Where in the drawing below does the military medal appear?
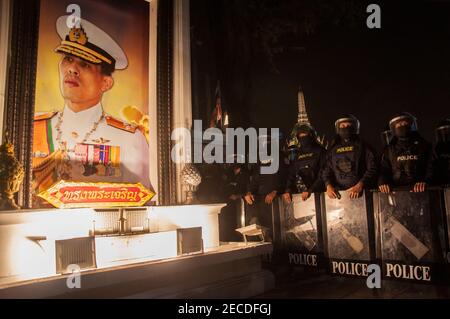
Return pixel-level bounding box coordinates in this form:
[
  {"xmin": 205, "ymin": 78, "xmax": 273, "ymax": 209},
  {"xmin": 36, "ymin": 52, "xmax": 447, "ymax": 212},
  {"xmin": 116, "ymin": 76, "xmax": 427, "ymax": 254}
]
[
  {"xmin": 91, "ymin": 137, "xmax": 111, "ymax": 144},
  {"xmin": 74, "ymin": 143, "xmax": 121, "ymax": 177}
]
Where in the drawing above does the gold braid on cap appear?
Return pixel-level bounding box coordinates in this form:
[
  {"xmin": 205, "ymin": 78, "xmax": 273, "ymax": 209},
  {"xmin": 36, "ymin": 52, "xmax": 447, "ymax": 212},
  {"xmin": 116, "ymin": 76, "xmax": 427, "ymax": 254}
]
[
  {"xmin": 55, "ymin": 25, "xmax": 114, "ymax": 65},
  {"xmin": 57, "ymin": 45, "xmax": 102, "ymax": 64}
]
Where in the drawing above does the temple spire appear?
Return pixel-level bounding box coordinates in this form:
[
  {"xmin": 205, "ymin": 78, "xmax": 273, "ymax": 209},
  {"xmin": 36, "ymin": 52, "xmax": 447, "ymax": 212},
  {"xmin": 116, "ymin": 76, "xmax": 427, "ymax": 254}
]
[{"xmin": 297, "ymin": 86, "xmax": 310, "ymax": 125}]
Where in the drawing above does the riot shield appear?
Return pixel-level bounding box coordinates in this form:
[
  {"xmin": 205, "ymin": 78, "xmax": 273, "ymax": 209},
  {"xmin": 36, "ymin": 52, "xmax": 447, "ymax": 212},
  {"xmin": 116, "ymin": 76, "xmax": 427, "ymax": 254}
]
[
  {"xmin": 375, "ymin": 190, "xmax": 444, "ymax": 283},
  {"xmin": 276, "ymin": 193, "xmax": 323, "ymax": 268},
  {"xmin": 445, "ymin": 188, "xmax": 450, "ymax": 264},
  {"xmin": 242, "ymin": 195, "xmax": 279, "ymax": 243},
  {"xmin": 322, "ymin": 191, "xmax": 375, "ymax": 278}
]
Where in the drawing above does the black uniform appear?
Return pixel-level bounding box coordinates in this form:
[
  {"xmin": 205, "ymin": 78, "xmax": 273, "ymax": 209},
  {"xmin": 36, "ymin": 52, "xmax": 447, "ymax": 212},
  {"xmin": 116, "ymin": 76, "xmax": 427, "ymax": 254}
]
[
  {"xmin": 285, "ymin": 143, "xmax": 326, "ymax": 194},
  {"xmin": 322, "ymin": 137, "xmax": 377, "ymax": 190},
  {"xmin": 220, "ymin": 167, "xmax": 249, "ymax": 242},
  {"xmin": 196, "ymin": 163, "xmax": 224, "ymax": 203},
  {"xmin": 248, "ymin": 162, "xmax": 285, "ymax": 196},
  {"xmin": 434, "ymin": 120, "xmax": 450, "ymax": 185},
  {"xmin": 224, "ymin": 167, "xmax": 249, "ymax": 198},
  {"xmin": 245, "ymin": 159, "xmax": 288, "ymax": 239},
  {"xmin": 379, "ymin": 134, "xmax": 434, "ymax": 187},
  {"xmin": 435, "ymin": 143, "xmax": 450, "ymax": 185}
]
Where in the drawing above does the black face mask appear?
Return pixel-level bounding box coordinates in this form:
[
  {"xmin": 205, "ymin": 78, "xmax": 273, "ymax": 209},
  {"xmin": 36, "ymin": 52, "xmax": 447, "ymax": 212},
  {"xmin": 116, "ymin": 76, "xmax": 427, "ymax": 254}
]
[
  {"xmin": 437, "ymin": 127, "xmax": 450, "ymax": 143},
  {"xmin": 395, "ymin": 126, "xmax": 411, "ymax": 139},
  {"xmin": 338, "ymin": 127, "xmax": 353, "ymax": 140},
  {"xmin": 298, "ymin": 135, "xmax": 313, "ymax": 148}
]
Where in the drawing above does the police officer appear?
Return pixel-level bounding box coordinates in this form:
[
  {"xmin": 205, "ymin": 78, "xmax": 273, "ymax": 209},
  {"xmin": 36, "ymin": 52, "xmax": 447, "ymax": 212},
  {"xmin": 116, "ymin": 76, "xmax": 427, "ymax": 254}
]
[
  {"xmin": 434, "ymin": 118, "xmax": 450, "ymax": 186},
  {"xmin": 244, "ymin": 134, "xmax": 288, "ymax": 240},
  {"xmin": 378, "ymin": 113, "xmax": 434, "ymax": 193},
  {"xmin": 196, "ymin": 162, "xmax": 224, "ymax": 203},
  {"xmin": 220, "ymin": 155, "xmax": 250, "ymax": 241},
  {"xmin": 322, "ymin": 114, "xmax": 377, "ymax": 199},
  {"xmin": 282, "ymin": 124, "xmax": 326, "ymax": 203},
  {"xmin": 223, "ymin": 155, "xmax": 249, "ymax": 201},
  {"xmin": 32, "ymin": 16, "xmax": 150, "ymax": 195}
]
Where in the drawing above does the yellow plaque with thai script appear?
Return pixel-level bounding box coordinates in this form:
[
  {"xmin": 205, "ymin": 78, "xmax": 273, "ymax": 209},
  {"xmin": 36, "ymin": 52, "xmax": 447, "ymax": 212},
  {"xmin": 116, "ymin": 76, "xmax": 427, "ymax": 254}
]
[{"xmin": 38, "ymin": 180, "xmax": 155, "ymax": 208}]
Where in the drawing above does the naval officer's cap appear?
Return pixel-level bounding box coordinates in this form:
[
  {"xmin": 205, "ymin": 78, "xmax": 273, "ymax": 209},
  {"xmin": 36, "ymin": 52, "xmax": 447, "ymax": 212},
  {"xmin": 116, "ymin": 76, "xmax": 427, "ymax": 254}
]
[{"xmin": 54, "ymin": 16, "xmax": 128, "ymax": 70}]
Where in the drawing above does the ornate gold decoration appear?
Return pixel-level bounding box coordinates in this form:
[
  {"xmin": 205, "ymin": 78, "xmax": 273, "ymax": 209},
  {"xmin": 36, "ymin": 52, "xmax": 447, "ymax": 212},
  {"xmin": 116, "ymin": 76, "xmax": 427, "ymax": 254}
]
[
  {"xmin": 0, "ymin": 137, "xmax": 25, "ymax": 210},
  {"xmin": 68, "ymin": 27, "xmax": 88, "ymax": 45}
]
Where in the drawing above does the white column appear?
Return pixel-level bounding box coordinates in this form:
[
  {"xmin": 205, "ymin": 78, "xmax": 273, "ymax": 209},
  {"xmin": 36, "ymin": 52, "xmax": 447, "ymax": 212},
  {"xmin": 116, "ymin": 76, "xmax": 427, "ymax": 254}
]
[
  {"xmin": 0, "ymin": 0, "xmax": 11, "ymax": 143},
  {"xmin": 172, "ymin": 0, "xmax": 192, "ymax": 204},
  {"xmin": 148, "ymin": 0, "xmax": 159, "ymax": 203}
]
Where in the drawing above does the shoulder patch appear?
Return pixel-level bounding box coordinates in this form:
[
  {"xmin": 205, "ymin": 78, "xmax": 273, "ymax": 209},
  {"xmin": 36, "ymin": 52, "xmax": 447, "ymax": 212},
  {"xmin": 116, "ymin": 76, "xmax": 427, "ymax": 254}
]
[
  {"xmin": 34, "ymin": 112, "xmax": 57, "ymax": 121},
  {"xmin": 105, "ymin": 115, "xmax": 137, "ymax": 133}
]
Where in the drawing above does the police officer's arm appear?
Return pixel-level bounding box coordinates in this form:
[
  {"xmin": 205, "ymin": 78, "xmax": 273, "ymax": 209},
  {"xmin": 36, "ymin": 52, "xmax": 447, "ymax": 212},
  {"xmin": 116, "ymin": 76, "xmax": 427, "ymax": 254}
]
[
  {"xmin": 237, "ymin": 170, "xmax": 250, "ymax": 197},
  {"xmin": 248, "ymin": 169, "xmax": 258, "ymax": 195},
  {"xmin": 246, "ymin": 166, "xmax": 259, "ymax": 196},
  {"xmin": 307, "ymin": 148, "xmax": 326, "ymax": 194},
  {"xmin": 244, "ymin": 170, "xmax": 256, "ymax": 205},
  {"xmin": 267, "ymin": 171, "xmax": 281, "ymax": 196},
  {"xmin": 359, "ymin": 143, "xmax": 378, "ymax": 187},
  {"xmin": 321, "ymin": 149, "xmax": 336, "ymax": 188},
  {"xmin": 411, "ymin": 142, "xmax": 434, "ymax": 193},
  {"xmin": 423, "ymin": 143, "xmax": 435, "ymax": 185},
  {"xmin": 265, "ymin": 171, "xmax": 280, "ymax": 204},
  {"xmin": 378, "ymin": 146, "xmax": 392, "ymax": 187},
  {"xmin": 322, "ymin": 149, "xmax": 340, "ymax": 198},
  {"xmin": 431, "ymin": 147, "xmax": 442, "ymax": 185},
  {"xmin": 378, "ymin": 146, "xmax": 395, "ymax": 194},
  {"xmin": 284, "ymin": 163, "xmax": 297, "ymax": 194}
]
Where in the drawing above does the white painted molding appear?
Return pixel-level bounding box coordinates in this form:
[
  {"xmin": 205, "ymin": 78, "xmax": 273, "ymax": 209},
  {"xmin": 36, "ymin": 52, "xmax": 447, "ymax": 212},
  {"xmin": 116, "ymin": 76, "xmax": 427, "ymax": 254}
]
[
  {"xmin": 148, "ymin": 0, "xmax": 159, "ymax": 204},
  {"xmin": 0, "ymin": 0, "xmax": 11, "ymax": 143},
  {"xmin": 173, "ymin": 0, "xmax": 193, "ymax": 204}
]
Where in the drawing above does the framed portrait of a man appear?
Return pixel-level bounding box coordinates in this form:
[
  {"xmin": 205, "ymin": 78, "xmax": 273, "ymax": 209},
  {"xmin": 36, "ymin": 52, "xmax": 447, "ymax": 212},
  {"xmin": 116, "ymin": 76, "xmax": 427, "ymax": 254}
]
[{"xmin": 30, "ymin": 0, "xmax": 154, "ymax": 207}]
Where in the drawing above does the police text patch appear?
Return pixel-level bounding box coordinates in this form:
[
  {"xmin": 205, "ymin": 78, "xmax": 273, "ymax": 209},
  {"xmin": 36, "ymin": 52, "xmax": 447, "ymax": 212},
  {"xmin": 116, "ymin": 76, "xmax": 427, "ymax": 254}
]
[
  {"xmin": 336, "ymin": 146, "xmax": 354, "ymax": 153},
  {"xmin": 397, "ymin": 155, "xmax": 418, "ymax": 161}
]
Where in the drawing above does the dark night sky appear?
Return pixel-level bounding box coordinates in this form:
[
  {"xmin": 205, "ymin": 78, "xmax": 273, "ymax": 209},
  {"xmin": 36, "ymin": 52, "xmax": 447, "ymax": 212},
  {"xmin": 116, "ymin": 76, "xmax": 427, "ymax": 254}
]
[{"xmin": 191, "ymin": 0, "xmax": 450, "ymax": 152}]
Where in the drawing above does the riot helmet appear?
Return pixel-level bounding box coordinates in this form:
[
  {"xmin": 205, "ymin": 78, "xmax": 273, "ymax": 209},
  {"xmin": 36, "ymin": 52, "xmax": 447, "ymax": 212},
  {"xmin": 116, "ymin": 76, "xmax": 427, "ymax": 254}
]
[
  {"xmin": 389, "ymin": 112, "xmax": 418, "ymax": 139},
  {"xmin": 296, "ymin": 123, "xmax": 318, "ymax": 148},
  {"xmin": 436, "ymin": 118, "xmax": 450, "ymax": 143},
  {"xmin": 335, "ymin": 114, "xmax": 360, "ymax": 140},
  {"xmin": 381, "ymin": 124, "xmax": 392, "ymax": 147}
]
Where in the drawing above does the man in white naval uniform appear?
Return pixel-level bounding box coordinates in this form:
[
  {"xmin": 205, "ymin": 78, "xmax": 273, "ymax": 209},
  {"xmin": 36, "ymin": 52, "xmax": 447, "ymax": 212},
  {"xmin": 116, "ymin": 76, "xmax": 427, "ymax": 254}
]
[{"xmin": 32, "ymin": 16, "xmax": 151, "ymax": 195}]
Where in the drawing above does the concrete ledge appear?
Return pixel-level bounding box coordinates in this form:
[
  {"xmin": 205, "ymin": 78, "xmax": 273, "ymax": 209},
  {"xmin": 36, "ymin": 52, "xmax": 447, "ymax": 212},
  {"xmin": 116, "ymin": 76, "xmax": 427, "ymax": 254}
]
[{"xmin": 0, "ymin": 242, "xmax": 273, "ymax": 298}]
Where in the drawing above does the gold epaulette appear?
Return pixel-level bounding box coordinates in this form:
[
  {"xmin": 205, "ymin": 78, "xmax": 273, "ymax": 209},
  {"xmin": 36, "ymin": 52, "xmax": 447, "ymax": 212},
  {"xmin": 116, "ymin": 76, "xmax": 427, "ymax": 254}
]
[
  {"xmin": 105, "ymin": 115, "xmax": 136, "ymax": 133},
  {"xmin": 34, "ymin": 112, "xmax": 57, "ymax": 121}
]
